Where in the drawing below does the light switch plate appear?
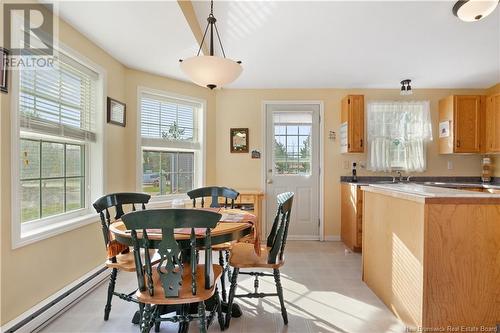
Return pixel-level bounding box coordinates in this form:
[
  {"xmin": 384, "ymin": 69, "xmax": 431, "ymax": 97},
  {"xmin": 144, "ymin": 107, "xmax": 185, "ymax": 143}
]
[{"xmin": 447, "ymin": 161, "xmax": 453, "ymax": 170}]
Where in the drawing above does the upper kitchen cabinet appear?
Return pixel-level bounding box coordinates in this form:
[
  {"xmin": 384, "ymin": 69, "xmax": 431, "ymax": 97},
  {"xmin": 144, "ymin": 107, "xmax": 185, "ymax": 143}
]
[
  {"xmin": 438, "ymin": 95, "xmax": 485, "ymax": 154},
  {"xmin": 340, "ymin": 95, "xmax": 364, "ymax": 153},
  {"xmin": 486, "ymin": 94, "xmax": 500, "ymax": 153}
]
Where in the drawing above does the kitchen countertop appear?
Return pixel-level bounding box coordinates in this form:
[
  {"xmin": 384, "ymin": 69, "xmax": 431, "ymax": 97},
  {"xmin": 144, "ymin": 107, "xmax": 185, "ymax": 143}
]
[
  {"xmin": 340, "ymin": 176, "xmax": 500, "ymax": 190},
  {"xmin": 361, "ymin": 183, "xmax": 500, "ymax": 204}
]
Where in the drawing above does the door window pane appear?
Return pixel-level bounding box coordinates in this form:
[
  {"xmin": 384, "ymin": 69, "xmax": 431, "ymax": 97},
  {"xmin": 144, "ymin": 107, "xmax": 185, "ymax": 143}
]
[{"xmin": 273, "ymin": 112, "xmax": 313, "ymax": 175}]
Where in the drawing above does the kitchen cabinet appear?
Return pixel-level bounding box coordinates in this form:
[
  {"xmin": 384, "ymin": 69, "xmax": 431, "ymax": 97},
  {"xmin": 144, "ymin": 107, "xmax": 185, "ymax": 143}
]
[
  {"xmin": 341, "ymin": 183, "xmax": 362, "ymax": 251},
  {"xmin": 438, "ymin": 95, "xmax": 485, "ymax": 154},
  {"xmin": 340, "ymin": 95, "xmax": 364, "ymax": 153},
  {"xmin": 486, "ymin": 93, "xmax": 500, "ymax": 153}
]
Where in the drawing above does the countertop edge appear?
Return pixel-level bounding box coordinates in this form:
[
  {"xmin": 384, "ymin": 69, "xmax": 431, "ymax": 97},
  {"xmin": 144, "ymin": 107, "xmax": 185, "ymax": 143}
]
[{"xmin": 360, "ymin": 185, "xmax": 500, "ymax": 204}]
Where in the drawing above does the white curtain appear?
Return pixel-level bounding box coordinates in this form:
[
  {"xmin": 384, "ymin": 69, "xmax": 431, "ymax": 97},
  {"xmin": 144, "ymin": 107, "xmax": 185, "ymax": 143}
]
[{"xmin": 367, "ymin": 101, "xmax": 432, "ymax": 172}]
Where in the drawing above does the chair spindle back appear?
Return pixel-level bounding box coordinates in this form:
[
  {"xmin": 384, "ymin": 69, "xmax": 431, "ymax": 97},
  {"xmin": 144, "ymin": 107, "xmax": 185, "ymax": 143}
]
[
  {"xmin": 266, "ymin": 192, "xmax": 294, "ymax": 264},
  {"xmin": 187, "ymin": 186, "xmax": 239, "ymax": 209},
  {"xmin": 121, "ymin": 209, "xmax": 221, "ymax": 299},
  {"xmin": 93, "ymin": 192, "xmax": 151, "ymax": 248}
]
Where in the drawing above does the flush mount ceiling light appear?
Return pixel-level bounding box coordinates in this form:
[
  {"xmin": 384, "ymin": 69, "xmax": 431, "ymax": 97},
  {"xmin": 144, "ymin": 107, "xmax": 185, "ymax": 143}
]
[
  {"xmin": 179, "ymin": 0, "xmax": 242, "ymax": 89},
  {"xmin": 400, "ymin": 79, "xmax": 413, "ymax": 96},
  {"xmin": 453, "ymin": 0, "xmax": 499, "ymax": 22}
]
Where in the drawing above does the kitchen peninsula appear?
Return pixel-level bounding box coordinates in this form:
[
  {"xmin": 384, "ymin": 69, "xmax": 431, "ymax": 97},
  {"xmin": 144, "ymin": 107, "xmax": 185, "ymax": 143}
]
[{"xmin": 362, "ymin": 184, "xmax": 500, "ymax": 329}]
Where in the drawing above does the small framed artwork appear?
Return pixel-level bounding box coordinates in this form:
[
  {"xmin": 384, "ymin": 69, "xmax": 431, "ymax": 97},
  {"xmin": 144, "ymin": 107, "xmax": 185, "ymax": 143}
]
[
  {"xmin": 107, "ymin": 97, "xmax": 126, "ymax": 127},
  {"xmin": 230, "ymin": 128, "xmax": 249, "ymax": 153},
  {"xmin": 0, "ymin": 48, "xmax": 9, "ymax": 94},
  {"xmin": 251, "ymin": 149, "xmax": 261, "ymax": 159}
]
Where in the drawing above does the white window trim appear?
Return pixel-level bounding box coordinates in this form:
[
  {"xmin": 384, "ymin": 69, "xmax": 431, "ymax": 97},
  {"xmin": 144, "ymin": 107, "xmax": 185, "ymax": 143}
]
[
  {"xmin": 136, "ymin": 86, "xmax": 206, "ymax": 203},
  {"xmin": 11, "ymin": 42, "xmax": 107, "ymax": 249}
]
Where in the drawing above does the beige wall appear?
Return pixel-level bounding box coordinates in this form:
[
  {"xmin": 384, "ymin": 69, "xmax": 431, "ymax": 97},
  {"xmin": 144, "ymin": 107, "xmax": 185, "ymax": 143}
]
[{"xmin": 214, "ymin": 88, "xmax": 486, "ymax": 237}]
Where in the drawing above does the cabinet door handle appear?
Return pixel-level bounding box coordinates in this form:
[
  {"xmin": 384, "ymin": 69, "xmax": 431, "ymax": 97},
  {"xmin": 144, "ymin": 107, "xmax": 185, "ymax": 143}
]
[
  {"xmin": 456, "ymin": 140, "xmax": 461, "ymax": 148},
  {"xmin": 360, "ymin": 139, "xmax": 363, "ymax": 147}
]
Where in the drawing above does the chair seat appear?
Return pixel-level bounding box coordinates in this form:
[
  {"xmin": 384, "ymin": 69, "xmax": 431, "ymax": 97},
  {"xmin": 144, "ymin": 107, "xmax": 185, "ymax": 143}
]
[
  {"xmin": 229, "ymin": 242, "xmax": 284, "ymax": 269},
  {"xmin": 106, "ymin": 249, "xmax": 158, "ymax": 272},
  {"xmin": 136, "ymin": 264, "xmax": 222, "ymax": 305},
  {"xmin": 212, "ymin": 241, "xmax": 235, "ymax": 251}
]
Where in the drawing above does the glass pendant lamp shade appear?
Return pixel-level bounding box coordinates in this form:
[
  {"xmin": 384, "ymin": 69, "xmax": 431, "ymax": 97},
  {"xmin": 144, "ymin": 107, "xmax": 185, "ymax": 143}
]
[
  {"xmin": 453, "ymin": 0, "xmax": 499, "ymax": 22},
  {"xmin": 179, "ymin": 0, "xmax": 243, "ymax": 89},
  {"xmin": 180, "ymin": 55, "xmax": 242, "ymax": 89}
]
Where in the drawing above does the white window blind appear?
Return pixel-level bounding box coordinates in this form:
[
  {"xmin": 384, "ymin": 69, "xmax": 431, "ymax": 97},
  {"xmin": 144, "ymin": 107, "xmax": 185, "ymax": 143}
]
[
  {"xmin": 19, "ymin": 52, "xmax": 98, "ymax": 142},
  {"xmin": 140, "ymin": 93, "xmax": 199, "ymax": 150},
  {"xmin": 367, "ymin": 101, "xmax": 432, "ymax": 172}
]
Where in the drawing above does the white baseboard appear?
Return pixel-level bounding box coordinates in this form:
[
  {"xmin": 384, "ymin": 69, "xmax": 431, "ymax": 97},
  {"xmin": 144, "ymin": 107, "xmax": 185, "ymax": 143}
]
[
  {"xmin": 324, "ymin": 235, "xmax": 341, "ymax": 241},
  {"xmin": 1, "ymin": 265, "xmax": 109, "ymax": 333},
  {"xmin": 287, "ymin": 235, "xmax": 320, "ymax": 241}
]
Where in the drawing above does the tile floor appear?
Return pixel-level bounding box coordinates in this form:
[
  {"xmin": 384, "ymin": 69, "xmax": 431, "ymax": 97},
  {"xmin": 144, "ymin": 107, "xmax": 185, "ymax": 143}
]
[{"xmin": 39, "ymin": 241, "xmax": 406, "ymax": 333}]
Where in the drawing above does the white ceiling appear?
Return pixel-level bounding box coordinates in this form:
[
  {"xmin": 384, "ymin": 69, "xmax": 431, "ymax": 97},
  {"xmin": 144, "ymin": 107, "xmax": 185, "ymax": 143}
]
[{"xmin": 58, "ymin": 1, "xmax": 500, "ymax": 89}]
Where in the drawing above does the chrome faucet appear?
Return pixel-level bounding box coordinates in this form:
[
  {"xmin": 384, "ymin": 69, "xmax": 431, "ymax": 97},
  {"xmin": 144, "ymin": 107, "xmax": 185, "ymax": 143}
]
[{"xmin": 392, "ymin": 171, "xmax": 403, "ymax": 183}]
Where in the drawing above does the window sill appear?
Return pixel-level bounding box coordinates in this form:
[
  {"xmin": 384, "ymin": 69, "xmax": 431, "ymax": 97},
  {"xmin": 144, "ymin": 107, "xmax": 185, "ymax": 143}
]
[
  {"xmin": 13, "ymin": 213, "xmax": 99, "ymax": 249},
  {"xmin": 147, "ymin": 194, "xmax": 191, "ymax": 208}
]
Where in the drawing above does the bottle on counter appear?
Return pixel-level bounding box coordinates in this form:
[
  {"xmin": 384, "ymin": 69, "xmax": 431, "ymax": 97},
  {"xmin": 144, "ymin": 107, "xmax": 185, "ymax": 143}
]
[
  {"xmin": 352, "ymin": 162, "xmax": 357, "ymax": 182},
  {"xmin": 482, "ymin": 156, "xmax": 492, "ymax": 183}
]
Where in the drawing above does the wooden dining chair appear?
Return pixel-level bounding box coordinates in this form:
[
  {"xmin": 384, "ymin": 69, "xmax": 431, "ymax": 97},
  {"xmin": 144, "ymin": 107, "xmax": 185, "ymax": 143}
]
[
  {"xmin": 187, "ymin": 186, "xmax": 239, "ymax": 302},
  {"xmin": 93, "ymin": 192, "xmax": 151, "ymax": 322},
  {"xmin": 225, "ymin": 192, "xmax": 294, "ymax": 328},
  {"xmin": 121, "ymin": 209, "xmax": 225, "ymax": 333}
]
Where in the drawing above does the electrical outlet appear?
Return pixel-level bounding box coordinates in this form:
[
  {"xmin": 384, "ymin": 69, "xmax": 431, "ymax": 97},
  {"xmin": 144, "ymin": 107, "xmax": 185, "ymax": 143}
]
[{"xmin": 447, "ymin": 160, "xmax": 453, "ymax": 170}]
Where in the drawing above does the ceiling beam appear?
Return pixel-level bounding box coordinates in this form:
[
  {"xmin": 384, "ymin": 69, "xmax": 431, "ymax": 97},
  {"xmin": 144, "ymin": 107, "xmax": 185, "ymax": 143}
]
[{"xmin": 177, "ymin": 0, "xmax": 209, "ymax": 56}]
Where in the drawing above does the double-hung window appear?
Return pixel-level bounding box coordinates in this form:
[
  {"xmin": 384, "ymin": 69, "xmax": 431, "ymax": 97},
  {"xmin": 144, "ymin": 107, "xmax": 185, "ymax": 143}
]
[
  {"xmin": 139, "ymin": 91, "xmax": 204, "ymax": 198},
  {"xmin": 367, "ymin": 101, "xmax": 433, "ymax": 172},
  {"xmin": 14, "ymin": 50, "xmax": 103, "ymax": 243}
]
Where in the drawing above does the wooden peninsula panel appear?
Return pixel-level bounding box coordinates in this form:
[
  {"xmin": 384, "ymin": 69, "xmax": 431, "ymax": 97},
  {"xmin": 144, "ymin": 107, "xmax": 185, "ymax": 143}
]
[{"xmin": 362, "ymin": 185, "xmax": 500, "ymax": 329}]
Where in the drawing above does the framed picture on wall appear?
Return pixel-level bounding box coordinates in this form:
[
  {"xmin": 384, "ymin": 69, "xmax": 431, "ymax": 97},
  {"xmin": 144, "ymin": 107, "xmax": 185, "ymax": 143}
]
[
  {"xmin": 107, "ymin": 97, "xmax": 126, "ymax": 127},
  {"xmin": 0, "ymin": 48, "xmax": 9, "ymax": 94},
  {"xmin": 230, "ymin": 128, "xmax": 249, "ymax": 153}
]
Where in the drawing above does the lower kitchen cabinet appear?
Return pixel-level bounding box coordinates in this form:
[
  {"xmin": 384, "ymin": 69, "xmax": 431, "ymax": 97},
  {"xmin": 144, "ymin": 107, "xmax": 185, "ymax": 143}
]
[{"xmin": 341, "ymin": 183, "xmax": 362, "ymax": 252}]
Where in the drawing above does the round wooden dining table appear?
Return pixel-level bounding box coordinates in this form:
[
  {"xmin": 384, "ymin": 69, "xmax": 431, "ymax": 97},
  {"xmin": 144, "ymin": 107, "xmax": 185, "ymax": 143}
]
[{"xmin": 108, "ymin": 208, "xmax": 256, "ymax": 249}]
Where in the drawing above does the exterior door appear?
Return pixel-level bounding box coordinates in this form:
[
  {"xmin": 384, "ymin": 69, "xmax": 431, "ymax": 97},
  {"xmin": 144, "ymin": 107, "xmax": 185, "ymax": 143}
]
[{"xmin": 265, "ymin": 103, "xmax": 320, "ymax": 240}]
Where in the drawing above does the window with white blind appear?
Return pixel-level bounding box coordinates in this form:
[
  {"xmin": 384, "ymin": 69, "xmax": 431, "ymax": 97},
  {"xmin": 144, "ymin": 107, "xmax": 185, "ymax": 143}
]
[
  {"xmin": 139, "ymin": 90, "xmax": 204, "ymax": 198},
  {"xmin": 12, "ymin": 48, "xmax": 104, "ymax": 247}
]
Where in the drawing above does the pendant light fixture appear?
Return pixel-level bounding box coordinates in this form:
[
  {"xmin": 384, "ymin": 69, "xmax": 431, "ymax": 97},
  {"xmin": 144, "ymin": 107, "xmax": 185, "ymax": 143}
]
[
  {"xmin": 179, "ymin": 0, "xmax": 242, "ymax": 89},
  {"xmin": 400, "ymin": 79, "xmax": 413, "ymax": 96},
  {"xmin": 453, "ymin": 0, "xmax": 499, "ymax": 22}
]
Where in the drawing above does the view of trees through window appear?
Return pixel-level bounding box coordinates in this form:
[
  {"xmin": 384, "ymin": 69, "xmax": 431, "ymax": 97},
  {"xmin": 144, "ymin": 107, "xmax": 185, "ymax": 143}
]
[
  {"xmin": 142, "ymin": 151, "xmax": 194, "ymax": 195},
  {"xmin": 273, "ymin": 124, "xmax": 312, "ymax": 175},
  {"xmin": 20, "ymin": 139, "xmax": 85, "ymax": 223}
]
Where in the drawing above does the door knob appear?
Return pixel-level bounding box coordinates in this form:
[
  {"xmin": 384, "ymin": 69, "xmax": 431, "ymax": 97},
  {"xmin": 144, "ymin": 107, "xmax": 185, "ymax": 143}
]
[
  {"xmin": 266, "ymin": 179, "xmax": 273, "ymax": 184},
  {"xmin": 268, "ymin": 169, "xmax": 273, "ymax": 173}
]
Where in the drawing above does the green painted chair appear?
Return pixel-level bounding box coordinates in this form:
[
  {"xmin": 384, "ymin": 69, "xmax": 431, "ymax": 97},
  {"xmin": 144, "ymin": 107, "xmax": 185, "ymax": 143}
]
[
  {"xmin": 121, "ymin": 208, "xmax": 225, "ymax": 333},
  {"xmin": 187, "ymin": 186, "xmax": 239, "ymax": 302},
  {"xmin": 225, "ymin": 192, "xmax": 294, "ymax": 328},
  {"xmin": 93, "ymin": 192, "xmax": 151, "ymax": 322}
]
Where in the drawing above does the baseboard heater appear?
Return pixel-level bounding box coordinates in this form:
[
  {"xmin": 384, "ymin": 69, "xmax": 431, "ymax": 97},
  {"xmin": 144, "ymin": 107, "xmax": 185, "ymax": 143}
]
[{"xmin": 2, "ymin": 266, "xmax": 108, "ymax": 333}]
